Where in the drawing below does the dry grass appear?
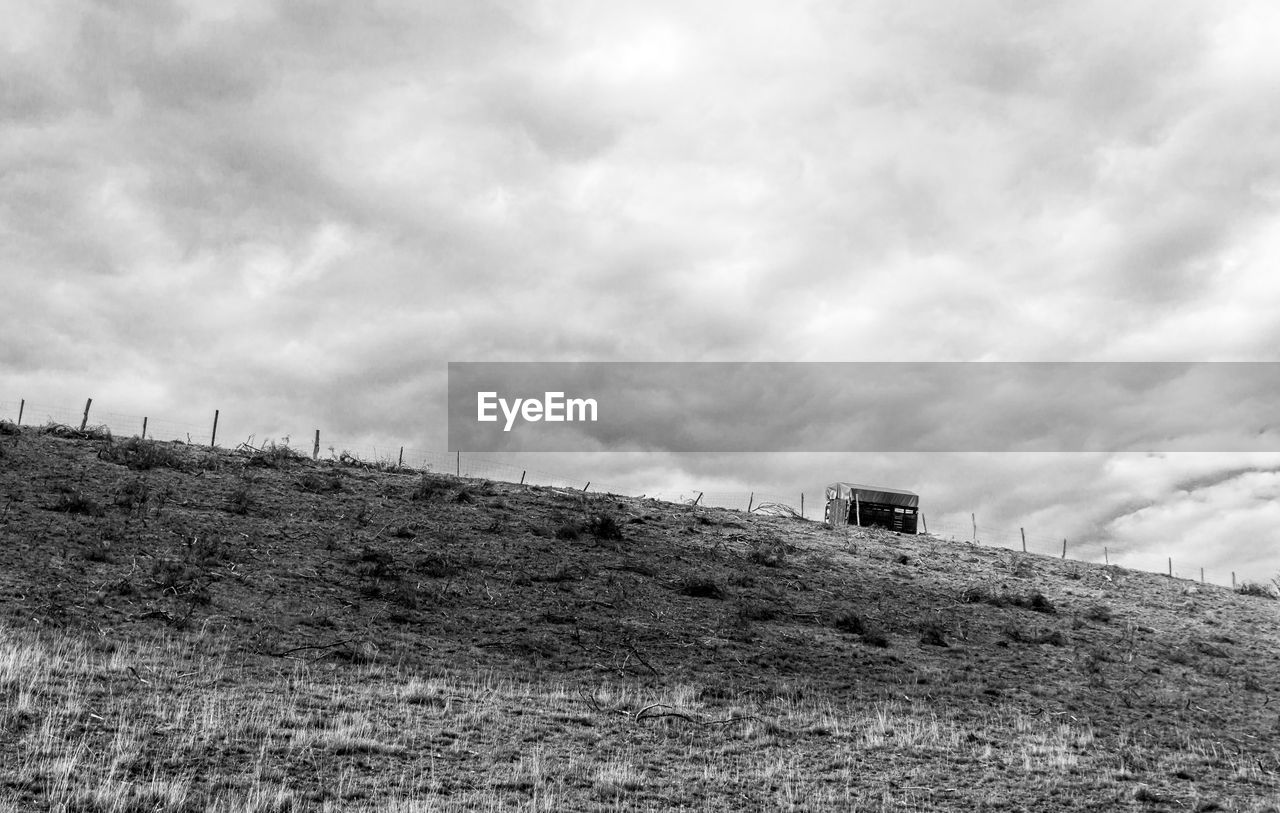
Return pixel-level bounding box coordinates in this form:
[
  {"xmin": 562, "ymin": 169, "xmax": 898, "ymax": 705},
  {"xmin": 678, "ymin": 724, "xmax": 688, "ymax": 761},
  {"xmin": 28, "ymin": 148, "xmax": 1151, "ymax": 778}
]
[{"xmin": 2, "ymin": 623, "xmax": 1277, "ymax": 811}]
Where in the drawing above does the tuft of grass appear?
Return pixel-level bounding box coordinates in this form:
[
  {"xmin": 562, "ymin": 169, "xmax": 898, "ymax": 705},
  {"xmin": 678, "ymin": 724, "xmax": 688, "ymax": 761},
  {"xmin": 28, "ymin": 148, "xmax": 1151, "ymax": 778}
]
[
  {"xmin": 918, "ymin": 621, "xmax": 949, "ymax": 647},
  {"xmin": 1003, "ymin": 624, "xmax": 1065, "ymax": 646},
  {"xmin": 411, "ymin": 473, "xmax": 456, "ymax": 502},
  {"xmin": 961, "ymin": 585, "xmax": 1056, "ymax": 614},
  {"xmin": 833, "ymin": 612, "xmax": 890, "ymax": 647},
  {"xmin": 98, "ymin": 437, "xmax": 186, "ymax": 471},
  {"xmin": 0, "ymin": 420, "xmax": 19, "ymax": 435},
  {"xmin": 1235, "ymin": 581, "xmax": 1277, "ymax": 599},
  {"xmin": 737, "ymin": 600, "xmax": 777, "ymax": 623},
  {"xmin": 296, "ymin": 471, "xmax": 343, "ymax": 493},
  {"xmin": 225, "ymin": 484, "xmax": 254, "ymax": 516},
  {"xmin": 1085, "ymin": 604, "xmax": 1113, "ymax": 623},
  {"xmin": 51, "ymin": 490, "xmax": 104, "ymax": 517},
  {"xmin": 587, "ymin": 512, "xmax": 624, "ymax": 541},
  {"xmin": 680, "ymin": 577, "xmax": 724, "ymax": 599},
  {"xmin": 747, "ymin": 538, "xmax": 789, "ymax": 568},
  {"xmin": 113, "ymin": 476, "xmax": 150, "ymax": 512}
]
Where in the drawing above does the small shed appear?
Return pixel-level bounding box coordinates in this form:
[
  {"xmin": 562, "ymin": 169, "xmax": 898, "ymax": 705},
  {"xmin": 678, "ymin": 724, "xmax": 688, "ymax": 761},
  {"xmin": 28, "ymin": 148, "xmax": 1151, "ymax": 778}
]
[{"xmin": 825, "ymin": 483, "xmax": 919, "ymax": 534}]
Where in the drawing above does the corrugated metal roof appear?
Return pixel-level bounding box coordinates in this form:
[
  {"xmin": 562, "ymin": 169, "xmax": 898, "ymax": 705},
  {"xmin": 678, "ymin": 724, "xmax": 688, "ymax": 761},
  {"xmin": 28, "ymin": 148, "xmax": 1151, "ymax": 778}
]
[{"xmin": 825, "ymin": 482, "xmax": 919, "ymax": 509}]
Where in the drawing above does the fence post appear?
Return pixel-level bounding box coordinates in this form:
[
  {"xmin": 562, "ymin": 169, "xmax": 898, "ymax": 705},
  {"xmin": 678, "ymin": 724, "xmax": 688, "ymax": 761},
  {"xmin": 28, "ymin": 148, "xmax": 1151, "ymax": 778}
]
[
  {"xmin": 583, "ymin": 482, "xmax": 590, "ymax": 492},
  {"xmin": 313, "ymin": 430, "xmax": 320, "ymax": 460},
  {"xmin": 1061, "ymin": 538, "xmax": 1066, "ymax": 559},
  {"xmin": 971, "ymin": 513, "xmax": 977, "ymax": 542},
  {"xmin": 921, "ymin": 513, "xmax": 927, "ymax": 534},
  {"xmin": 800, "ymin": 493, "xmax": 804, "ymax": 519},
  {"xmin": 210, "ymin": 409, "xmax": 219, "ymax": 448},
  {"xmin": 1104, "ymin": 547, "xmax": 1109, "ymax": 565},
  {"xmin": 456, "ymin": 451, "xmax": 460, "ymax": 476},
  {"xmin": 1232, "ymin": 571, "xmax": 1236, "ymax": 589},
  {"xmin": 1168, "ymin": 557, "xmax": 1173, "ymax": 578},
  {"xmin": 693, "ymin": 492, "xmax": 702, "ymax": 506},
  {"xmin": 80, "ymin": 398, "xmax": 93, "ymax": 431},
  {"xmin": 1020, "ymin": 527, "xmax": 1026, "ymax": 553},
  {"xmin": 142, "ymin": 417, "xmax": 147, "ymax": 440},
  {"xmin": 1200, "ymin": 567, "xmax": 1204, "ymax": 585},
  {"xmin": 747, "ymin": 492, "xmax": 753, "ymax": 513},
  {"xmin": 17, "ymin": 399, "xmax": 23, "ymax": 426},
  {"xmin": 398, "ymin": 447, "xmax": 404, "ymax": 469},
  {"xmin": 520, "ymin": 470, "xmax": 526, "ymax": 485},
  {"xmin": 855, "ymin": 493, "xmax": 861, "ymax": 527}
]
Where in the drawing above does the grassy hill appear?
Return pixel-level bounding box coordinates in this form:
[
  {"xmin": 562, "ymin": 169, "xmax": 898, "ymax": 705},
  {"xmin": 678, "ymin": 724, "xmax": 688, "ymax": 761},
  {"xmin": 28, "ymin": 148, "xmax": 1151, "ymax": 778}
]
[{"xmin": 1, "ymin": 426, "xmax": 1278, "ymax": 811}]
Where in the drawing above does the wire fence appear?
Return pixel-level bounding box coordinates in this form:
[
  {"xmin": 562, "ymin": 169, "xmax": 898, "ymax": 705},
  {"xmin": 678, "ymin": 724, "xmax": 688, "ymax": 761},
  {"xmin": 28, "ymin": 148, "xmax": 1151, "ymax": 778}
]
[
  {"xmin": 0, "ymin": 396, "xmax": 1268, "ymax": 593},
  {"xmin": 0, "ymin": 397, "xmax": 803, "ymax": 511}
]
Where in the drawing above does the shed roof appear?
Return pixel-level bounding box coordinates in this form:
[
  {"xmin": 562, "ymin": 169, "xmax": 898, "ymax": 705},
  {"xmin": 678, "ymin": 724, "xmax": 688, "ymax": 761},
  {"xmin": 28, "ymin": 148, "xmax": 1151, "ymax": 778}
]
[{"xmin": 825, "ymin": 482, "xmax": 919, "ymax": 509}]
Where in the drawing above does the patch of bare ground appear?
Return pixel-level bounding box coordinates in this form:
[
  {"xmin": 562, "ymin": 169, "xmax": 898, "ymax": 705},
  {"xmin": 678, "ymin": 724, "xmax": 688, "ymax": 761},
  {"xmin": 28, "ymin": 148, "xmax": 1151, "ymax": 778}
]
[{"xmin": 0, "ymin": 430, "xmax": 1277, "ymax": 810}]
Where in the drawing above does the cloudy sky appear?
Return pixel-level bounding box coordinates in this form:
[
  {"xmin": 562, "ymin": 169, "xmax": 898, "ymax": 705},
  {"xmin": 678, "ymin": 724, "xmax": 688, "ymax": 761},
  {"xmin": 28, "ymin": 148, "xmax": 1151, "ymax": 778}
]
[{"xmin": 4, "ymin": 1, "xmax": 1280, "ymax": 583}]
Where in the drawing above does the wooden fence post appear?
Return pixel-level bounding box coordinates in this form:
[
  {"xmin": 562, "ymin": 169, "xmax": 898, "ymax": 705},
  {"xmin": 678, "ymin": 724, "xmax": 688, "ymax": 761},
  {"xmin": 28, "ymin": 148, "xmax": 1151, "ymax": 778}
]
[
  {"xmin": 17, "ymin": 399, "xmax": 24, "ymax": 426},
  {"xmin": 80, "ymin": 398, "xmax": 92, "ymax": 431},
  {"xmin": 1020, "ymin": 527, "xmax": 1026, "ymax": 553},
  {"xmin": 1168, "ymin": 557, "xmax": 1173, "ymax": 578},
  {"xmin": 693, "ymin": 492, "xmax": 703, "ymax": 506},
  {"xmin": 800, "ymin": 493, "xmax": 804, "ymax": 519},
  {"xmin": 313, "ymin": 430, "xmax": 320, "ymax": 460},
  {"xmin": 142, "ymin": 417, "xmax": 147, "ymax": 440},
  {"xmin": 1061, "ymin": 538, "xmax": 1066, "ymax": 559},
  {"xmin": 210, "ymin": 409, "xmax": 219, "ymax": 448},
  {"xmin": 971, "ymin": 513, "xmax": 977, "ymax": 542},
  {"xmin": 747, "ymin": 492, "xmax": 754, "ymax": 513},
  {"xmin": 921, "ymin": 513, "xmax": 927, "ymax": 534},
  {"xmin": 855, "ymin": 493, "xmax": 861, "ymax": 527},
  {"xmin": 1200, "ymin": 567, "xmax": 1204, "ymax": 585},
  {"xmin": 456, "ymin": 451, "xmax": 460, "ymax": 476},
  {"xmin": 398, "ymin": 447, "xmax": 404, "ymax": 469},
  {"xmin": 1232, "ymin": 571, "xmax": 1236, "ymax": 589},
  {"xmin": 1104, "ymin": 547, "xmax": 1109, "ymax": 565},
  {"xmin": 583, "ymin": 482, "xmax": 590, "ymax": 492},
  {"xmin": 520, "ymin": 470, "xmax": 526, "ymax": 485}
]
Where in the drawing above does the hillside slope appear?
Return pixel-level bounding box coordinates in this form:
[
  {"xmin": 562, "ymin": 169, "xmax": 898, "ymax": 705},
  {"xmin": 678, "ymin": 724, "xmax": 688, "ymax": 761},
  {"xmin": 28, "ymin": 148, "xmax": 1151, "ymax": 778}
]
[{"xmin": 1, "ymin": 428, "xmax": 1278, "ymax": 811}]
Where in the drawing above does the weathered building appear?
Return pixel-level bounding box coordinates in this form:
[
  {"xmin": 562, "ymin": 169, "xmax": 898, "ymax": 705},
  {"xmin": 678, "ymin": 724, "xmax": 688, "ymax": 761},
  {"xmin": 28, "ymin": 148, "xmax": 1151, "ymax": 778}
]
[{"xmin": 825, "ymin": 482, "xmax": 919, "ymax": 533}]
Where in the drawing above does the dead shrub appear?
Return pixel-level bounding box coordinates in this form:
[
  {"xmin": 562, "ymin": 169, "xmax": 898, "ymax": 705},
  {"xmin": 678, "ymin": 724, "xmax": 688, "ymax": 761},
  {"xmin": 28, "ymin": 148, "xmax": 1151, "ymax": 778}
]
[{"xmin": 247, "ymin": 441, "xmax": 302, "ymax": 468}]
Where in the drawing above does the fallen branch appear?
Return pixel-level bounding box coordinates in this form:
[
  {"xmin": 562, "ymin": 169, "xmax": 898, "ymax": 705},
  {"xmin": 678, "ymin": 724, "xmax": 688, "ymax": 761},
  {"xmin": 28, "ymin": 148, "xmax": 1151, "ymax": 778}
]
[
  {"xmin": 266, "ymin": 638, "xmax": 355, "ymax": 658},
  {"xmin": 624, "ymin": 643, "xmax": 660, "ymax": 676},
  {"xmin": 634, "ymin": 703, "xmax": 759, "ymax": 727}
]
